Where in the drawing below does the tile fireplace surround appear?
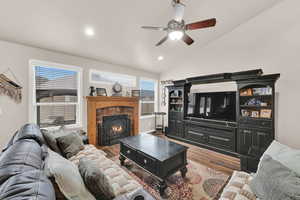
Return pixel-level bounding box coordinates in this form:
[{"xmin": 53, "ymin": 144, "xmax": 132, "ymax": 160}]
[{"xmin": 86, "ymin": 96, "xmax": 139, "ymax": 146}]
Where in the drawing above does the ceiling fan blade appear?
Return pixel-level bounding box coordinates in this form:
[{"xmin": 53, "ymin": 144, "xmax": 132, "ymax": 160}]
[
  {"xmin": 182, "ymin": 34, "xmax": 194, "ymax": 45},
  {"xmin": 141, "ymin": 26, "xmax": 165, "ymax": 31},
  {"xmin": 185, "ymin": 18, "xmax": 216, "ymax": 30},
  {"xmin": 156, "ymin": 36, "xmax": 168, "ymax": 46},
  {"xmin": 173, "ymin": 3, "xmax": 185, "ymax": 22}
]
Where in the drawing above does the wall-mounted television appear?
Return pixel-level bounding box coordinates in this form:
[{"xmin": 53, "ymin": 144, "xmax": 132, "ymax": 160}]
[{"xmin": 187, "ymin": 91, "xmax": 236, "ymax": 122}]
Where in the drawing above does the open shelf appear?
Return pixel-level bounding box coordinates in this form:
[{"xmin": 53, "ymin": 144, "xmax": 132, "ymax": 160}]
[
  {"xmin": 170, "ymin": 96, "xmax": 183, "ymax": 98},
  {"xmin": 240, "ymin": 105, "xmax": 272, "ymax": 109}
]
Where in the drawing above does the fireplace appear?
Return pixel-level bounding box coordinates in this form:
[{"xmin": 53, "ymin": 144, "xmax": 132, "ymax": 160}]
[
  {"xmin": 86, "ymin": 96, "xmax": 139, "ymax": 146},
  {"xmin": 98, "ymin": 115, "xmax": 131, "ymax": 146}
]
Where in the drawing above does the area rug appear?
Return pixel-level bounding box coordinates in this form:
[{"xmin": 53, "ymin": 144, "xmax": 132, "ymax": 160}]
[{"xmin": 113, "ymin": 157, "xmax": 229, "ymax": 200}]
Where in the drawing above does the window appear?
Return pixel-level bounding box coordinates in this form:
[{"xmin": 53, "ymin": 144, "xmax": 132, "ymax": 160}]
[
  {"xmin": 89, "ymin": 69, "xmax": 136, "ymax": 87},
  {"xmin": 139, "ymin": 78, "xmax": 158, "ymax": 116},
  {"xmin": 29, "ymin": 60, "xmax": 82, "ymax": 128}
]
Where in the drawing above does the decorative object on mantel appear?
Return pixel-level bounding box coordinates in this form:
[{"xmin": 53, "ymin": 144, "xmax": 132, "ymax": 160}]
[
  {"xmin": 89, "ymin": 86, "xmax": 96, "ymax": 96},
  {"xmin": 125, "ymin": 89, "xmax": 131, "ymax": 97},
  {"xmin": 131, "ymin": 90, "xmax": 140, "ymax": 97},
  {"xmin": 0, "ymin": 68, "xmax": 22, "ymax": 103},
  {"xmin": 112, "ymin": 82, "xmax": 122, "ymax": 96},
  {"xmin": 160, "ymin": 80, "xmax": 173, "ymax": 106},
  {"xmin": 96, "ymin": 88, "xmax": 107, "ymax": 96}
]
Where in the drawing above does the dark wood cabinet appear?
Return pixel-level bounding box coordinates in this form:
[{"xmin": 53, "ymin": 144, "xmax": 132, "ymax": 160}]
[
  {"xmin": 165, "ymin": 70, "xmax": 280, "ymax": 173},
  {"xmin": 237, "ymin": 74, "xmax": 280, "ymax": 172},
  {"xmin": 166, "ymin": 84, "xmax": 185, "ymax": 139}
]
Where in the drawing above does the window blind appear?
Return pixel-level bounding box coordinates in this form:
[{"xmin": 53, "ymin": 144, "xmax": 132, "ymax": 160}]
[
  {"xmin": 33, "ymin": 65, "xmax": 80, "ymax": 128},
  {"xmin": 35, "ymin": 66, "xmax": 78, "ymax": 103},
  {"xmin": 140, "ymin": 79, "xmax": 156, "ymax": 116}
]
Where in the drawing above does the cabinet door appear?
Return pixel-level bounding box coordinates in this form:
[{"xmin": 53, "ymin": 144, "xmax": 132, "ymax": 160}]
[
  {"xmin": 176, "ymin": 120, "xmax": 184, "ymax": 137},
  {"xmin": 238, "ymin": 129, "xmax": 252, "ymax": 155},
  {"xmin": 238, "ymin": 128, "xmax": 272, "ymax": 157},
  {"xmin": 168, "ymin": 119, "xmax": 177, "ymax": 136}
]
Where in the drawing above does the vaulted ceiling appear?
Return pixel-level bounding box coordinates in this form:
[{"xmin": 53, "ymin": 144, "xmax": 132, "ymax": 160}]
[{"xmin": 0, "ymin": 0, "xmax": 283, "ymax": 73}]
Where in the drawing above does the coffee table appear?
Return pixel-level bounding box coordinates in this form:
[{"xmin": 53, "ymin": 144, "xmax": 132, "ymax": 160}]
[{"xmin": 119, "ymin": 134, "xmax": 188, "ymax": 196}]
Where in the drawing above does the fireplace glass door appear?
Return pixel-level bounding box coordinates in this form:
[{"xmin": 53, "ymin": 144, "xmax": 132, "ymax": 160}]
[{"xmin": 99, "ymin": 114, "xmax": 131, "ymax": 146}]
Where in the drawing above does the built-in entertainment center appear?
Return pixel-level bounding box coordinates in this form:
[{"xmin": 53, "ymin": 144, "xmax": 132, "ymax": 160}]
[{"xmin": 165, "ymin": 69, "xmax": 280, "ymax": 172}]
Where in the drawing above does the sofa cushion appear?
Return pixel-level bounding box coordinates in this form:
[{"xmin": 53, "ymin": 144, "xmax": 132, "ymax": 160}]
[
  {"xmin": 259, "ymin": 140, "xmax": 300, "ymax": 175},
  {"xmin": 41, "ymin": 129, "xmax": 63, "ymax": 155},
  {"xmin": 13, "ymin": 123, "xmax": 46, "ymax": 146},
  {"xmin": 0, "ymin": 170, "xmax": 55, "ymax": 200},
  {"xmin": 219, "ymin": 171, "xmax": 256, "ymax": 200},
  {"xmin": 76, "ymin": 157, "xmax": 141, "ymax": 199},
  {"xmin": 45, "ymin": 149, "xmax": 96, "ymax": 200},
  {"xmin": 250, "ymin": 155, "xmax": 300, "ymax": 200},
  {"xmin": 56, "ymin": 132, "xmax": 84, "ymax": 158},
  {"xmin": 0, "ymin": 139, "xmax": 44, "ymax": 185}
]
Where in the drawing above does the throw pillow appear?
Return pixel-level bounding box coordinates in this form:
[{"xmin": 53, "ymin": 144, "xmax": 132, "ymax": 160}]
[
  {"xmin": 259, "ymin": 140, "xmax": 300, "ymax": 175},
  {"xmin": 78, "ymin": 158, "xmax": 106, "ymax": 199},
  {"xmin": 41, "ymin": 129, "xmax": 62, "ymax": 155},
  {"xmin": 250, "ymin": 155, "xmax": 300, "ymax": 200},
  {"xmin": 56, "ymin": 132, "xmax": 84, "ymax": 159},
  {"xmin": 45, "ymin": 149, "xmax": 96, "ymax": 200}
]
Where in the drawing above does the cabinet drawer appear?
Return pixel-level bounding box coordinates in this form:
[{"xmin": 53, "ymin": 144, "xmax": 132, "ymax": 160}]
[
  {"xmin": 239, "ymin": 118, "xmax": 272, "ymax": 129},
  {"xmin": 208, "ymin": 134, "xmax": 235, "ymax": 151},
  {"xmin": 136, "ymin": 151, "xmax": 157, "ymax": 173},
  {"xmin": 120, "ymin": 144, "xmax": 136, "ymax": 160},
  {"xmin": 186, "ymin": 130, "xmax": 207, "ymax": 144}
]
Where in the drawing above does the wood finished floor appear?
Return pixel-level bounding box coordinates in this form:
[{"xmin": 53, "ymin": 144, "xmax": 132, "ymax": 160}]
[{"xmin": 100, "ymin": 132, "xmax": 240, "ymax": 175}]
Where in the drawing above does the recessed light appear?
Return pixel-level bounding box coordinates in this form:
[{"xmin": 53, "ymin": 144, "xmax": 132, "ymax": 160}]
[
  {"xmin": 158, "ymin": 56, "xmax": 164, "ymax": 61},
  {"xmin": 84, "ymin": 27, "xmax": 95, "ymax": 37}
]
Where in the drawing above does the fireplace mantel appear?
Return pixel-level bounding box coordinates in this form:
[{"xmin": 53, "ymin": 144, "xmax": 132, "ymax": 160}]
[{"xmin": 86, "ymin": 96, "xmax": 139, "ymax": 146}]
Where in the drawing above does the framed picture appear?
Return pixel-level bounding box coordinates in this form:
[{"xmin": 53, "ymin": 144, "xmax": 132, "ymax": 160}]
[
  {"xmin": 96, "ymin": 88, "xmax": 107, "ymax": 96},
  {"xmin": 131, "ymin": 90, "xmax": 140, "ymax": 97},
  {"xmin": 251, "ymin": 111, "xmax": 260, "ymax": 118},
  {"xmin": 260, "ymin": 109, "xmax": 272, "ymax": 118},
  {"xmin": 241, "ymin": 109, "xmax": 250, "ymax": 117}
]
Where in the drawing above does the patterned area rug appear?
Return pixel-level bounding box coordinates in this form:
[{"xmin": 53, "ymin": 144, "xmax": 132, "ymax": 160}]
[{"xmin": 113, "ymin": 157, "xmax": 229, "ymax": 200}]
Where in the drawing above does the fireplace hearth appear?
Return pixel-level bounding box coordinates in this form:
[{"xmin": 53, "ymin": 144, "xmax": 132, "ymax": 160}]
[{"xmin": 98, "ymin": 114, "xmax": 131, "ymax": 146}]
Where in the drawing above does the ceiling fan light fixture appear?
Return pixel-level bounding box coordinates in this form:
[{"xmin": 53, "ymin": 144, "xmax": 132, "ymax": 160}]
[{"xmin": 168, "ymin": 30, "xmax": 184, "ymax": 40}]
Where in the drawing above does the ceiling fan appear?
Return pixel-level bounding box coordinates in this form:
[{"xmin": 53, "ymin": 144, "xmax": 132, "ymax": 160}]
[{"xmin": 141, "ymin": 0, "xmax": 216, "ymax": 46}]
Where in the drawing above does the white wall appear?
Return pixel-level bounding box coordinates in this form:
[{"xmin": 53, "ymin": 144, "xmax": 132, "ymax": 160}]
[
  {"xmin": 160, "ymin": 0, "xmax": 300, "ymax": 148},
  {"xmin": 0, "ymin": 40, "xmax": 159, "ymax": 149}
]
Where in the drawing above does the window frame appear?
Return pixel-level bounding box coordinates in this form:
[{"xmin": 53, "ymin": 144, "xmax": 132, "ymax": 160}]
[
  {"xmin": 29, "ymin": 60, "xmax": 83, "ymax": 129},
  {"xmin": 139, "ymin": 77, "xmax": 158, "ymax": 119}
]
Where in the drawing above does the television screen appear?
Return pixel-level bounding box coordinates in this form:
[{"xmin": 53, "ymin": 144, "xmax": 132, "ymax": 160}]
[{"xmin": 187, "ymin": 92, "xmax": 236, "ymax": 122}]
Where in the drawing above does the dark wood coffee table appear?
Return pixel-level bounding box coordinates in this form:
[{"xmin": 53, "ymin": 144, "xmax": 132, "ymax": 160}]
[{"xmin": 119, "ymin": 134, "xmax": 188, "ymax": 196}]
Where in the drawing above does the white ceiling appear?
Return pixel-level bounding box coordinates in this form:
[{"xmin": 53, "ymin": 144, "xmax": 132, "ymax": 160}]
[{"xmin": 0, "ymin": 0, "xmax": 283, "ymax": 73}]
